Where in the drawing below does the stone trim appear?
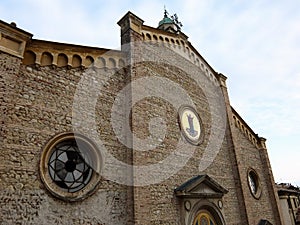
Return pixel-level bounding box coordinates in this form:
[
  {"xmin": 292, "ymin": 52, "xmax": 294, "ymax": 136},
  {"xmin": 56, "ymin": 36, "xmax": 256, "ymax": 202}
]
[
  {"xmin": 175, "ymin": 174, "xmax": 228, "ymax": 198},
  {"xmin": 0, "ymin": 20, "xmax": 32, "ymax": 58}
]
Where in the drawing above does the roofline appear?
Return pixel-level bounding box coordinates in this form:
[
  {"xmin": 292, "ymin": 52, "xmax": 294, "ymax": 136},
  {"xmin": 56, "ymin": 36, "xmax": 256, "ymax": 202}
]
[
  {"xmin": 231, "ymin": 106, "xmax": 260, "ymax": 140},
  {"xmin": 117, "ymin": 11, "xmax": 144, "ymax": 26},
  {"xmin": 0, "ymin": 19, "xmax": 33, "ymax": 37},
  {"xmin": 141, "ymin": 24, "xmax": 220, "ymax": 79},
  {"xmin": 29, "ymin": 39, "xmax": 122, "ymax": 53}
]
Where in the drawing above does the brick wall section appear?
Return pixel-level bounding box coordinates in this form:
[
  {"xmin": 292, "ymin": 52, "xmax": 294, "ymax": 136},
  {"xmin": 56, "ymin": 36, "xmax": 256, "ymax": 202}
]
[
  {"xmin": 124, "ymin": 38, "xmax": 243, "ymax": 224},
  {"xmin": 0, "ymin": 50, "xmax": 133, "ymax": 224},
  {"xmin": 118, "ymin": 12, "xmax": 245, "ymax": 224},
  {"xmin": 259, "ymin": 144, "xmax": 283, "ymax": 223},
  {"xmin": 122, "ymin": 12, "xmax": 283, "ymax": 224},
  {"xmin": 232, "ymin": 124, "xmax": 282, "ymax": 225},
  {"xmin": 129, "ymin": 61, "xmax": 247, "ymax": 224},
  {"xmin": 221, "ymin": 75, "xmax": 282, "ymax": 225}
]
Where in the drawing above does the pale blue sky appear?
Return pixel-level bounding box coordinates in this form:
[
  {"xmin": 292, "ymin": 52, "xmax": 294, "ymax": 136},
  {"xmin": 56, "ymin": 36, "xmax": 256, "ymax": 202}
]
[{"xmin": 1, "ymin": 0, "xmax": 300, "ymax": 185}]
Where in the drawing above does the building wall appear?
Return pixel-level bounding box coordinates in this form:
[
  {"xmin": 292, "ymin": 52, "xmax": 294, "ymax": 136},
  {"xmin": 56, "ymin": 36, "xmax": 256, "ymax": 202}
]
[
  {"xmin": 119, "ymin": 12, "xmax": 282, "ymax": 225},
  {"xmin": 277, "ymin": 185, "xmax": 300, "ymax": 225},
  {"xmin": 0, "ymin": 12, "xmax": 283, "ymax": 225},
  {"xmin": 0, "ymin": 49, "xmax": 133, "ymax": 224},
  {"xmin": 279, "ymin": 197, "xmax": 295, "ymax": 225},
  {"xmin": 128, "ymin": 53, "xmax": 246, "ymax": 224},
  {"xmin": 231, "ymin": 123, "xmax": 280, "ymax": 224}
]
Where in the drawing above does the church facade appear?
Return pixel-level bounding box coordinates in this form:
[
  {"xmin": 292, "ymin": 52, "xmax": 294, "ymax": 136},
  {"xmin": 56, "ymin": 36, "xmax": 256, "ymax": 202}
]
[{"xmin": 0, "ymin": 11, "xmax": 283, "ymax": 224}]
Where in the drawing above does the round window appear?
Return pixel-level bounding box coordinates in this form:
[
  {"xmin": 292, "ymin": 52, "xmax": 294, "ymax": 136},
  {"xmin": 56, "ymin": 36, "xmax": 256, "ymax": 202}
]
[
  {"xmin": 247, "ymin": 169, "xmax": 262, "ymax": 199},
  {"xmin": 40, "ymin": 133, "xmax": 101, "ymax": 201}
]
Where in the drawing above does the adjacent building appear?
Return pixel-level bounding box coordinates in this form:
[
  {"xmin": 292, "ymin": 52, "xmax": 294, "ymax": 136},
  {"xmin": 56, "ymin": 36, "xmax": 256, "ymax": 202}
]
[{"xmin": 277, "ymin": 183, "xmax": 300, "ymax": 225}]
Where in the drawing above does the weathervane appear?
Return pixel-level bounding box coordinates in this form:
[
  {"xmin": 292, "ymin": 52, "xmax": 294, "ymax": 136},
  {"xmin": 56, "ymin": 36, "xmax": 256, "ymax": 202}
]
[
  {"xmin": 164, "ymin": 5, "xmax": 183, "ymax": 31},
  {"xmin": 161, "ymin": 6, "xmax": 183, "ymax": 32},
  {"xmin": 171, "ymin": 13, "xmax": 183, "ymax": 31}
]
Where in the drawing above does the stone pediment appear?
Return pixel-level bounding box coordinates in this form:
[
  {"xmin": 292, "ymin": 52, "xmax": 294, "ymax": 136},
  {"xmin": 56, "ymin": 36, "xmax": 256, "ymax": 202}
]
[{"xmin": 175, "ymin": 175, "xmax": 228, "ymax": 198}]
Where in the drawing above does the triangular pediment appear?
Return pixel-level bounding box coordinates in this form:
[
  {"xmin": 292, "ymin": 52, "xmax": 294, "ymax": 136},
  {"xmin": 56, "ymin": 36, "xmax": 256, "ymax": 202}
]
[{"xmin": 175, "ymin": 175, "xmax": 228, "ymax": 198}]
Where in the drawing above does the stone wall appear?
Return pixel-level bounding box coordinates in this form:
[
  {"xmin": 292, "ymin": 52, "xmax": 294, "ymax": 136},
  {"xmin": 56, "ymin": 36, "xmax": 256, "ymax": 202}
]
[{"xmin": 0, "ymin": 50, "xmax": 133, "ymax": 224}]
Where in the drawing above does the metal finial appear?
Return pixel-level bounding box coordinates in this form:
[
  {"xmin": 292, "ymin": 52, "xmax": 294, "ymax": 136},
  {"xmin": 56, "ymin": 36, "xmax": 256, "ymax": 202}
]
[{"xmin": 164, "ymin": 5, "xmax": 168, "ymax": 17}]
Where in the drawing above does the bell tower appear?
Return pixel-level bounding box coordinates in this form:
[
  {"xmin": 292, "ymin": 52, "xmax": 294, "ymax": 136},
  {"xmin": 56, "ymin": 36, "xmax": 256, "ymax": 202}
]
[{"xmin": 157, "ymin": 8, "xmax": 183, "ymax": 33}]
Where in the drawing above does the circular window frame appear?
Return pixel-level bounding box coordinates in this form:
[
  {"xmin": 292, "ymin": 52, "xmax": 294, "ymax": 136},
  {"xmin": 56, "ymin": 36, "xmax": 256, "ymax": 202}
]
[
  {"xmin": 247, "ymin": 168, "xmax": 262, "ymax": 199},
  {"xmin": 178, "ymin": 105, "xmax": 204, "ymax": 145},
  {"xmin": 39, "ymin": 132, "xmax": 102, "ymax": 201}
]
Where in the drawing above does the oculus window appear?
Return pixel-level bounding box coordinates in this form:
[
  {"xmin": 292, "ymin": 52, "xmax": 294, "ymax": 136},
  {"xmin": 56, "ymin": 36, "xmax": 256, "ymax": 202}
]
[
  {"xmin": 247, "ymin": 168, "xmax": 262, "ymax": 199},
  {"xmin": 40, "ymin": 132, "xmax": 101, "ymax": 201}
]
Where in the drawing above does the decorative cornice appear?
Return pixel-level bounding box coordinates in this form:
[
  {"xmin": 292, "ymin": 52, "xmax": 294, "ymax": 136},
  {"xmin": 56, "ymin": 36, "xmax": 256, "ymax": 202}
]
[
  {"xmin": 140, "ymin": 25, "xmax": 220, "ymax": 86},
  {"xmin": 0, "ymin": 20, "xmax": 32, "ymax": 58},
  {"xmin": 231, "ymin": 106, "xmax": 261, "ymax": 148},
  {"xmin": 117, "ymin": 11, "xmax": 144, "ymax": 34},
  {"xmin": 22, "ymin": 39, "xmax": 126, "ymax": 69}
]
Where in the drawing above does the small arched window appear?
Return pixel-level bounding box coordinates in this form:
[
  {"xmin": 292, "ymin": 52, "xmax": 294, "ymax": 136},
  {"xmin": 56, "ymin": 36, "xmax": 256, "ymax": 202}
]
[
  {"xmin": 57, "ymin": 53, "xmax": 68, "ymax": 67},
  {"xmin": 146, "ymin": 33, "xmax": 152, "ymax": 40},
  {"xmin": 85, "ymin": 56, "xmax": 94, "ymax": 67},
  {"xmin": 108, "ymin": 58, "xmax": 116, "ymax": 69},
  {"xmin": 72, "ymin": 54, "xmax": 82, "ymax": 68},
  {"xmin": 23, "ymin": 50, "xmax": 36, "ymax": 65},
  {"xmin": 41, "ymin": 52, "xmax": 53, "ymax": 66}
]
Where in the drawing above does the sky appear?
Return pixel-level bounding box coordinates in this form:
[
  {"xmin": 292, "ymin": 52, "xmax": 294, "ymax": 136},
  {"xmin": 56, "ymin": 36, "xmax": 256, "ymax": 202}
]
[{"xmin": 1, "ymin": 0, "xmax": 299, "ymax": 186}]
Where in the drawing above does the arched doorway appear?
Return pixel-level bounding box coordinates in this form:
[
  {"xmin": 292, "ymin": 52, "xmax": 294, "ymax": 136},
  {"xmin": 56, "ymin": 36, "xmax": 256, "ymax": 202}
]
[
  {"xmin": 174, "ymin": 175, "xmax": 227, "ymax": 225},
  {"xmin": 188, "ymin": 202, "xmax": 226, "ymax": 225},
  {"xmin": 193, "ymin": 210, "xmax": 216, "ymax": 225}
]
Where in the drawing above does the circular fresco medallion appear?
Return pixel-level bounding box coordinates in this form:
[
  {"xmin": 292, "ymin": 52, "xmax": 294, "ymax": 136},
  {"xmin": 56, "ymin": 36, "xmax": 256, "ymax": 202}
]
[{"xmin": 178, "ymin": 106, "xmax": 202, "ymax": 145}]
